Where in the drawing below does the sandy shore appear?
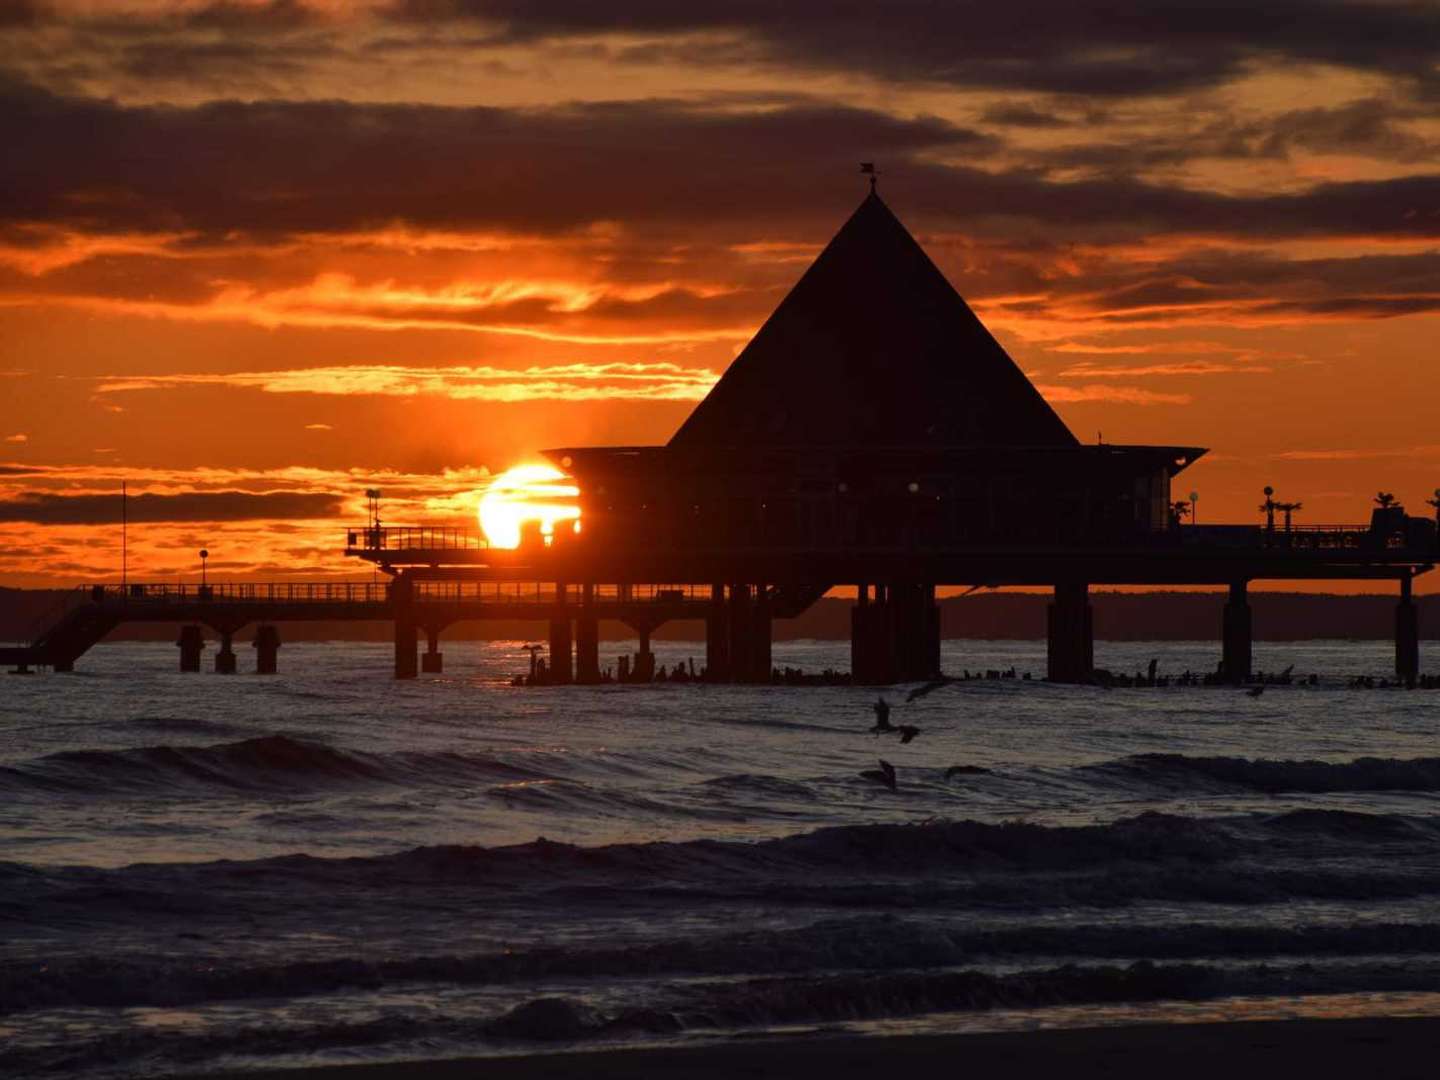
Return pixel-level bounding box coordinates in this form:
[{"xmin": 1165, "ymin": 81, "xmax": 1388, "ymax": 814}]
[{"xmin": 199, "ymin": 1017, "xmax": 1440, "ymax": 1080}]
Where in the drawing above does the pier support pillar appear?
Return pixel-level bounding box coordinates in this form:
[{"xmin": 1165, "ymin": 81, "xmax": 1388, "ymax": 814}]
[
  {"xmin": 177, "ymin": 625, "xmax": 205, "ymax": 672},
  {"xmin": 891, "ymin": 583, "xmax": 940, "ymax": 683},
  {"xmin": 394, "ymin": 621, "xmax": 418, "ymax": 679},
  {"xmin": 253, "ymin": 625, "xmax": 280, "ymax": 674},
  {"xmin": 393, "ymin": 575, "xmax": 417, "ymax": 679},
  {"xmin": 548, "ymin": 616, "xmax": 573, "ymax": 684},
  {"xmin": 1046, "ymin": 582, "xmax": 1093, "ymax": 684},
  {"xmin": 214, "ymin": 629, "xmax": 237, "ymax": 675},
  {"xmin": 1397, "ymin": 575, "xmax": 1420, "ymax": 685},
  {"xmin": 728, "ymin": 584, "xmax": 753, "ymax": 683},
  {"xmin": 1222, "ymin": 580, "xmax": 1252, "ymax": 684},
  {"xmin": 750, "ymin": 586, "xmax": 772, "ymax": 682},
  {"xmin": 851, "ymin": 584, "xmax": 894, "ymax": 685},
  {"xmin": 53, "ymin": 657, "xmax": 74, "ymax": 673},
  {"xmin": 421, "ymin": 627, "xmax": 443, "ymax": 674},
  {"xmin": 705, "ymin": 584, "xmax": 730, "ymax": 682},
  {"xmin": 634, "ymin": 624, "xmax": 655, "ymax": 682},
  {"xmin": 575, "ymin": 592, "xmax": 600, "ymax": 684}
]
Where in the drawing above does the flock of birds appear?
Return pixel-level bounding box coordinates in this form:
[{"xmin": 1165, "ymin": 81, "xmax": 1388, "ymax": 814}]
[{"xmin": 858, "ymin": 677, "xmax": 991, "ymax": 791}]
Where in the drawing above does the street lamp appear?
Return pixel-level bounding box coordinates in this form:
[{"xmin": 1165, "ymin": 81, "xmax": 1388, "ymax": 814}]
[
  {"xmin": 1261, "ymin": 486, "xmax": 1276, "ymax": 532},
  {"xmin": 1189, "ymin": 490, "xmax": 1199, "ymax": 527},
  {"xmin": 199, "ymin": 548, "xmax": 209, "ymax": 587}
]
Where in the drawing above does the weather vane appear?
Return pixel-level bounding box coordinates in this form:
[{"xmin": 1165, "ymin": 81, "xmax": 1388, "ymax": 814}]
[{"xmin": 859, "ymin": 162, "xmax": 879, "ymax": 192}]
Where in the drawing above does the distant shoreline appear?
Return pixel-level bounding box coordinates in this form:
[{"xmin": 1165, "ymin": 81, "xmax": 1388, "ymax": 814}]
[{"xmin": 196, "ymin": 1017, "xmax": 1440, "ymax": 1080}]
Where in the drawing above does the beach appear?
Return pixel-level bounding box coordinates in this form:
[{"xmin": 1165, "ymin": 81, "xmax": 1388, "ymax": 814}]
[{"xmin": 211, "ymin": 1019, "xmax": 1440, "ymax": 1080}]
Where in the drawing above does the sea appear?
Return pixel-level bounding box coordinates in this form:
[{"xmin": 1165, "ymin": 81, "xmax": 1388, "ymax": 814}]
[{"xmin": 4, "ymin": 638, "xmax": 1440, "ymax": 1077}]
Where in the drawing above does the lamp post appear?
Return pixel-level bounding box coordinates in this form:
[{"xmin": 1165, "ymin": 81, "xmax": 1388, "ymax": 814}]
[
  {"xmin": 1189, "ymin": 490, "xmax": 1198, "ymax": 528},
  {"xmin": 1260, "ymin": 486, "xmax": 1277, "ymax": 533},
  {"xmin": 365, "ymin": 488, "xmax": 382, "ymax": 549},
  {"xmin": 199, "ymin": 548, "xmax": 209, "ymax": 587}
]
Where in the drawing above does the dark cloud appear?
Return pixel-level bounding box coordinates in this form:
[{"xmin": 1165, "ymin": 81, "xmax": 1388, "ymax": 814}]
[
  {"xmin": 0, "ymin": 491, "xmax": 343, "ymax": 524},
  {"xmin": 184, "ymin": 1, "xmax": 320, "ymax": 32},
  {"xmin": 0, "ymin": 0, "xmax": 48, "ymax": 29},
  {"xmin": 387, "ymin": 1, "xmax": 1440, "ymax": 98},
  {"xmin": 978, "ymin": 103, "xmax": 1079, "ymax": 129},
  {"xmin": 1261, "ymin": 98, "xmax": 1438, "ymax": 164},
  {"xmin": 0, "ymin": 84, "xmax": 993, "ymax": 238},
  {"xmin": 3, "ymin": 82, "xmax": 1438, "ymax": 249}
]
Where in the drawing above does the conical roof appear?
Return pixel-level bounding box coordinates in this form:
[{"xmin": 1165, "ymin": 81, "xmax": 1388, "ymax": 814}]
[{"xmin": 669, "ymin": 192, "xmax": 1076, "ymax": 449}]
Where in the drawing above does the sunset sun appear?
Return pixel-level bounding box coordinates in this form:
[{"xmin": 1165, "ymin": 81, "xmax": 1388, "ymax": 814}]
[{"xmin": 477, "ymin": 463, "xmax": 580, "ymax": 549}]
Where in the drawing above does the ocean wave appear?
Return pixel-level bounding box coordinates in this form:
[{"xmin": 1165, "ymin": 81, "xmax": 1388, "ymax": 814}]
[
  {"xmin": 13, "ymin": 915, "xmax": 1440, "ymax": 1015},
  {"xmin": 1090, "ymin": 753, "xmax": 1440, "ymax": 795},
  {"xmin": 0, "ymin": 735, "xmax": 558, "ymax": 797},
  {"xmin": 10, "ymin": 958, "xmax": 1440, "ymax": 1075},
  {"xmin": 10, "ymin": 810, "xmax": 1440, "ymax": 933}
]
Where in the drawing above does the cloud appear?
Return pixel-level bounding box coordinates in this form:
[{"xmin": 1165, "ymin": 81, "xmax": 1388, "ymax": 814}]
[
  {"xmin": 1036, "ymin": 384, "xmax": 1192, "ymax": 405},
  {"xmin": 3, "ymin": 433, "xmax": 26, "ymax": 442},
  {"xmin": 1054, "ymin": 361, "xmax": 1271, "ymax": 378},
  {"xmin": 385, "ymin": 1, "xmax": 1440, "ymax": 98},
  {"xmin": 0, "ymin": 490, "xmax": 344, "ymax": 524},
  {"xmin": 92, "ymin": 361, "xmax": 721, "ymax": 401},
  {"xmin": 303, "ymin": 422, "xmax": 333, "ymax": 430}
]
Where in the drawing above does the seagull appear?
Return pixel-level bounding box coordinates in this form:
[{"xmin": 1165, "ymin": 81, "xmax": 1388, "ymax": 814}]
[
  {"xmin": 905, "ymin": 677, "xmax": 953, "ymax": 703},
  {"xmin": 897, "ymin": 724, "xmax": 922, "ymax": 744},
  {"xmin": 1246, "ymin": 684, "xmax": 1265, "ymax": 698},
  {"xmin": 859, "ymin": 759, "xmax": 897, "ymax": 791},
  {"xmin": 945, "ymin": 765, "xmax": 990, "ymax": 779},
  {"xmin": 869, "ymin": 697, "xmax": 895, "ymax": 735}
]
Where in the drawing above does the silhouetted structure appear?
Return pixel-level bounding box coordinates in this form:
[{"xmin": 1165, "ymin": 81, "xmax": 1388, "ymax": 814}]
[{"xmin": 6, "ymin": 191, "xmax": 1435, "ymax": 682}]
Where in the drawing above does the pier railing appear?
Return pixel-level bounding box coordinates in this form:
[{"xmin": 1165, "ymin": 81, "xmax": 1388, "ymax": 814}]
[
  {"xmin": 345, "ymin": 526, "xmax": 487, "ymax": 552},
  {"xmin": 87, "ymin": 583, "xmax": 392, "ymax": 604},
  {"xmin": 412, "ymin": 582, "xmax": 710, "ymax": 605}
]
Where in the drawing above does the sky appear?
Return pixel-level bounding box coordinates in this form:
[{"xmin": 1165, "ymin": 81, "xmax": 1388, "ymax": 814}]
[{"xmin": 2, "ymin": 0, "xmax": 1439, "ymax": 589}]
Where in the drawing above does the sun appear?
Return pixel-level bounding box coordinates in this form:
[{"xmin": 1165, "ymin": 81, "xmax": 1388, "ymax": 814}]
[{"xmin": 478, "ymin": 463, "xmax": 581, "ymax": 549}]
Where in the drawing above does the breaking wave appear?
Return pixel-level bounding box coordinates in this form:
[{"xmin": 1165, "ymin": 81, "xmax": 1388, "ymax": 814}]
[
  {"xmin": 0, "ymin": 735, "xmax": 557, "ymax": 797},
  {"xmin": 1091, "ymin": 753, "xmax": 1440, "ymax": 794}
]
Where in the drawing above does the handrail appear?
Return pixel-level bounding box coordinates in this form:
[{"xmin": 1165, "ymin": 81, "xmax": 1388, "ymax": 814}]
[
  {"xmin": 344, "ymin": 526, "xmax": 488, "ymax": 551},
  {"xmin": 85, "ymin": 583, "xmax": 392, "ymax": 604},
  {"xmin": 412, "ymin": 582, "xmax": 711, "ymax": 604}
]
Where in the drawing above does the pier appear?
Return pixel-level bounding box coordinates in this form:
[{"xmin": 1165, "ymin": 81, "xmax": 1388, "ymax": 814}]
[{"xmin": 6, "ymin": 190, "xmax": 1435, "ymax": 684}]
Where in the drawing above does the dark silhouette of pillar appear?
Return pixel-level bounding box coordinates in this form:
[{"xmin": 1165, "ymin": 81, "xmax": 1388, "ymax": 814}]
[
  {"xmin": 576, "ymin": 584, "xmax": 600, "ymax": 684},
  {"xmin": 705, "ymin": 583, "xmax": 730, "ymax": 681},
  {"xmin": 177, "ymin": 625, "xmax": 205, "ymax": 672},
  {"xmin": 53, "ymin": 657, "xmax": 74, "ymax": 673},
  {"xmin": 215, "ymin": 629, "xmax": 237, "ymax": 674},
  {"xmin": 393, "ymin": 575, "xmax": 417, "ymax": 679},
  {"xmin": 750, "ymin": 586, "xmax": 772, "ymax": 682},
  {"xmin": 851, "ymin": 585, "xmax": 895, "ymax": 685},
  {"xmin": 1222, "ymin": 580, "xmax": 1252, "ymax": 684},
  {"xmin": 253, "ymin": 625, "xmax": 280, "ymax": 674},
  {"xmin": 1397, "ymin": 574, "xmax": 1420, "ymax": 685},
  {"xmin": 635, "ymin": 623, "xmax": 655, "ymax": 682},
  {"xmin": 548, "ymin": 616, "xmax": 573, "ymax": 683},
  {"xmin": 421, "ymin": 626, "xmax": 443, "ymax": 673},
  {"xmin": 888, "ymin": 583, "xmax": 940, "ymax": 683},
  {"xmin": 1047, "ymin": 582, "xmax": 1093, "ymax": 684},
  {"xmin": 728, "ymin": 584, "xmax": 752, "ymax": 682}
]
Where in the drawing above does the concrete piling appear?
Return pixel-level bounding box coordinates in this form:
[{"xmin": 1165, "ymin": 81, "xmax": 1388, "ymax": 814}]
[
  {"xmin": 1222, "ymin": 580, "xmax": 1253, "ymax": 684},
  {"xmin": 252, "ymin": 624, "xmax": 280, "ymax": 674},
  {"xmin": 1047, "ymin": 582, "xmax": 1093, "ymax": 684},
  {"xmin": 178, "ymin": 625, "xmax": 205, "ymax": 672}
]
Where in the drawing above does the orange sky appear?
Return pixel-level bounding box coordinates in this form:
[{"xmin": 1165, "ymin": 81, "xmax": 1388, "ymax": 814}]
[{"xmin": 2, "ymin": 1, "xmax": 1439, "ymax": 590}]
